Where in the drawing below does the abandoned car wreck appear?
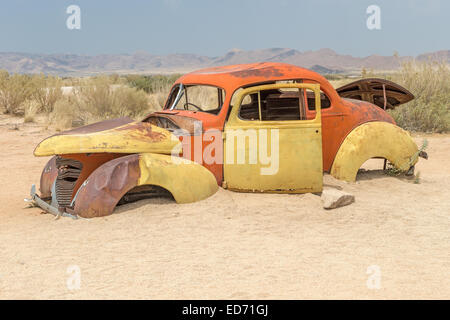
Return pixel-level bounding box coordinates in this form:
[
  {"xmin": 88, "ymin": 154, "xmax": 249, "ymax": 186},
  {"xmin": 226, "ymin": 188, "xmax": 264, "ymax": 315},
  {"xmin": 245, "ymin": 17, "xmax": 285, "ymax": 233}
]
[{"xmin": 28, "ymin": 62, "xmax": 426, "ymax": 219}]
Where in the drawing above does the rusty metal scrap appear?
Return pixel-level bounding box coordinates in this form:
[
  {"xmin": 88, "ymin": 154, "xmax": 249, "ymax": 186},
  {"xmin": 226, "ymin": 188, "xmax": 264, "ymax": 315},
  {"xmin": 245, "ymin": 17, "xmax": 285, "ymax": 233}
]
[
  {"xmin": 55, "ymin": 157, "xmax": 83, "ymax": 208},
  {"xmin": 72, "ymin": 154, "xmax": 141, "ymax": 218}
]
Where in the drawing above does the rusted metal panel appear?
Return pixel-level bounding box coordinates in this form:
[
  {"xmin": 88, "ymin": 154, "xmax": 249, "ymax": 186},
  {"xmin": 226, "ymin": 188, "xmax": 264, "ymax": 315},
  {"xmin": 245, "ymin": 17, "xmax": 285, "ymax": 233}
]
[
  {"xmin": 39, "ymin": 156, "xmax": 58, "ymax": 199},
  {"xmin": 55, "ymin": 157, "xmax": 83, "ymax": 207},
  {"xmin": 336, "ymin": 78, "xmax": 414, "ymax": 109},
  {"xmin": 34, "ymin": 121, "xmax": 181, "ymax": 157},
  {"xmin": 73, "ymin": 154, "xmax": 141, "ymax": 218},
  {"xmin": 57, "ymin": 117, "xmax": 134, "ymax": 135},
  {"xmin": 60, "ymin": 153, "xmax": 129, "ymax": 200},
  {"xmin": 143, "ymin": 113, "xmax": 203, "ymax": 135},
  {"xmin": 305, "ymin": 94, "xmax": 396, "ymax": 173}
]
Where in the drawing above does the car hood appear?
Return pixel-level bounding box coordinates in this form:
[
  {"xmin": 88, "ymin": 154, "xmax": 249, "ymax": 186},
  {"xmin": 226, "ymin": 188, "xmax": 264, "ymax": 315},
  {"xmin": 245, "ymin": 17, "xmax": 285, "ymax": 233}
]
[
  {"xmin": 34, "ymin": 117, "xmax": 182, "ymax": 157},
  {"xmin": 336, "ymin": 78, "xmax": 414, "ymax": 109}
]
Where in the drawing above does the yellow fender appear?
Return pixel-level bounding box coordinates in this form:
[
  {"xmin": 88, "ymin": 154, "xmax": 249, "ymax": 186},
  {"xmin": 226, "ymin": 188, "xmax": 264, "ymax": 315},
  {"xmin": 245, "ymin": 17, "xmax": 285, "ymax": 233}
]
[
  {"xmin": 34, "ymin": 121, "xmax": 181, "ymax": 157},
  {"xmin": 73, "ymin": 153, "xmax": 218, "ymax": 218},
  {"xmin": 138, "ymin": 153, "xmax": 219, "ymax": 203},
  {"xmin": 330, "ymin": 121, "xmax": 418, "ymax": 182}
]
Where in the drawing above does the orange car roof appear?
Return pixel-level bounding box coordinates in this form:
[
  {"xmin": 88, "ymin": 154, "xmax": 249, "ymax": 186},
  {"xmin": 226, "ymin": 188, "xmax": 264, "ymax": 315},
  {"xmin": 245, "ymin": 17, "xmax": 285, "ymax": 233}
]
[{"xmin": 175, "ymin": 62, "xmax": 337, "ymax": 98}]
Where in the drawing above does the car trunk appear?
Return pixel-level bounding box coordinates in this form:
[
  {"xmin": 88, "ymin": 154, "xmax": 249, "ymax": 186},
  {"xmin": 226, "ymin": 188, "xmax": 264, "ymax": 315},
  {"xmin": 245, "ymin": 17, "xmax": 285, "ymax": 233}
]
[{"xmin": 336, "ymin": 78, "xmax": 414, "ymax": 109}]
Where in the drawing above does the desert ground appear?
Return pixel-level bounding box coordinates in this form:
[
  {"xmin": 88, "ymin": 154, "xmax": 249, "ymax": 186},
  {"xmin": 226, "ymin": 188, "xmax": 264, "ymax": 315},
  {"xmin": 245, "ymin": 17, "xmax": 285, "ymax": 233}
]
[{"xmin": 0, "ymin": 115, "xmax": 449, "ymax": 300}]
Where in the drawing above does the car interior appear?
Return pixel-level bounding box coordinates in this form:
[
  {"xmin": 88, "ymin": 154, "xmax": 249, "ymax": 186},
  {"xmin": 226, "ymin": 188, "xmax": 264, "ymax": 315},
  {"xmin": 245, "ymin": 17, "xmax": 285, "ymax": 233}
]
[{"xmin": 239, "ymin": 88, "xmax": 331, "ymax": 121}]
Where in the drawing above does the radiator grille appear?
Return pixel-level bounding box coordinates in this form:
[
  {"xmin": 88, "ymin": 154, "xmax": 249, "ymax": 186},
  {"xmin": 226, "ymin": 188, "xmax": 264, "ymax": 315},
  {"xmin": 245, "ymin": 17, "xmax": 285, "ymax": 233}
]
[{"xmin": 55, "ymin": 157, "xmax": 83, "ymax": 208}]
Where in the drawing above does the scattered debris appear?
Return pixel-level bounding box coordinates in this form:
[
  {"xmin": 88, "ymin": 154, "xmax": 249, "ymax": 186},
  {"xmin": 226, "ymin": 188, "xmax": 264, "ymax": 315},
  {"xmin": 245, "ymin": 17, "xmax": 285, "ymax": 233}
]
[
  {"xmin": 321, "ymin": 188, "xmax": 355, "ymax": 209},
  {"xmin": 414, "ymin": 171, "xmax": 421, "ymax": 184}
]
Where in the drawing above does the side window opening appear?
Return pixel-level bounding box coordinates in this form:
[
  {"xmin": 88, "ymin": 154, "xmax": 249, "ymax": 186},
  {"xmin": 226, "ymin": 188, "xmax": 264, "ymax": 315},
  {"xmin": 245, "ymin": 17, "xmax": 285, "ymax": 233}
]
[
  {"xmin": 307, "ymin": 90, "xmax": 331, "ymax": 110},
  {"xmin": 238, "ymin": 87, "xmax": 309, "ymax": 121}
]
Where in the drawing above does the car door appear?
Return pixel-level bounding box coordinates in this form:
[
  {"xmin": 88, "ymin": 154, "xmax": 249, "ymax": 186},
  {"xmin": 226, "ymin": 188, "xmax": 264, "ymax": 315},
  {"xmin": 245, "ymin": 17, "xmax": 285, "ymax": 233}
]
[{"xmin": 223, "ymin": 83, "xmax": 323, "ymax": 193}]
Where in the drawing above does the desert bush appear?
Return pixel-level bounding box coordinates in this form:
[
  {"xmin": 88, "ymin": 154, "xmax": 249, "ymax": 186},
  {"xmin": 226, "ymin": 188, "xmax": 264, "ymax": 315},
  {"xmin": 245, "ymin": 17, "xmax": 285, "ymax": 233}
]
[
  {"xmin": 148, "ymin": 91, "xmax": 169, "ymax": 111},
  {"xmin": 124, "ymin": 74, "xmax": 178, "ymax": 111},
  {"xmin": 324, "ymin": 74, "xmax": 345, "ymax": 81},
  {"xmin": 23, "ymin": 100, "xmax": 40, "ymax": 123},
  {"xmin": 0, "ymin": 70, "xmax": 35, "ymax": 115},
  {"xmin": 50, "ymin": 97, "xmax": 78, "ymax": 129},
  {"xmin": 31, "ymin": 74, "xmax": 63, "ymax": 113},
  {"xmin": 125, "ymin": 74, "xmax": 180, "ymax": 94},
  {"xmin": 388, "ymin": 61, "xmax": 450, "ymax": 133},
  {"xmin": 360, "ymin": 67, "xmax": 377, "ymax": 78},
  {"xmin": 49, "ymin": 76, "xmax": 151, "ymax": 128}
]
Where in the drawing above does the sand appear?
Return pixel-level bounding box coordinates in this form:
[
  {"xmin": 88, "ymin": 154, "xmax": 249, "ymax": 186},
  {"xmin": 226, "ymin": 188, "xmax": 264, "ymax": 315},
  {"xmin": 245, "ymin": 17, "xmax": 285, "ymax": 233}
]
[{"xmin": 0, "ymin": 115, "xmax": 449, "ymax": 299}]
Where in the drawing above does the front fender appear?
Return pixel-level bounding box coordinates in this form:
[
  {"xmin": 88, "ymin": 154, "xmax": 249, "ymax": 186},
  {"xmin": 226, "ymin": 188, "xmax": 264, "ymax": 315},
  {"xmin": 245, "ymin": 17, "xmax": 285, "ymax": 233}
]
[
  {"xmin": 73, "ymin": 153, "xmax": 218, "ymax": 218},
  {"xmin": 330, "ymin": 121, "xmax": 419, "ymax": 182},
  {"xmin": 39, "ymin": 156, "xmax": 58, "ymax": 198},
  {"xmin": 138, "ymin": 153, "xmax": 219, "ymax": 204}
]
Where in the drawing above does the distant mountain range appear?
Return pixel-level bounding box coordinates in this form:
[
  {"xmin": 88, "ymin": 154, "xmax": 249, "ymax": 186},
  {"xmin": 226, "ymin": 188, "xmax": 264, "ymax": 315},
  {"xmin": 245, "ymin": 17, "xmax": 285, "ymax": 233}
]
[{"xmin": 0, "ymin": 48, "xmax": 448, "ymax": 76}]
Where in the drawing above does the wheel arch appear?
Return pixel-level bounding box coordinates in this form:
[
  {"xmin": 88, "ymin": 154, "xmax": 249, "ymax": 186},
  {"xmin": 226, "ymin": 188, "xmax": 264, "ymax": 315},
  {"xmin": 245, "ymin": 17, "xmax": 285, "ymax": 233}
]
[
  {"xmin": 73, "ymin": 153, "xmax": 218, "ymax": 218},
  {"xmin": 330, "ymin": 121, "xmax": 419, "ymax": 182}
]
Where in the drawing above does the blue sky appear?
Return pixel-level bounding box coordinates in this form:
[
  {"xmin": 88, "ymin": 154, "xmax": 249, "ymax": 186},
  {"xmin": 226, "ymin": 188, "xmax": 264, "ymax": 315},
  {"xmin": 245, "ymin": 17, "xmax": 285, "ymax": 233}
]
[{"xmin": 0, "ymin": 0, "xmax": 448, "ymax": 57}]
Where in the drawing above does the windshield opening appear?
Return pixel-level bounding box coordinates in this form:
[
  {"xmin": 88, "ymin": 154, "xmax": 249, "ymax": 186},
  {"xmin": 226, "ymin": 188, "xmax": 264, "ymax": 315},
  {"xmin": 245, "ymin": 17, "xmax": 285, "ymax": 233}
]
[{"xmin": 166, "ymin": 84, "xmax": 225, "ymax": 115}]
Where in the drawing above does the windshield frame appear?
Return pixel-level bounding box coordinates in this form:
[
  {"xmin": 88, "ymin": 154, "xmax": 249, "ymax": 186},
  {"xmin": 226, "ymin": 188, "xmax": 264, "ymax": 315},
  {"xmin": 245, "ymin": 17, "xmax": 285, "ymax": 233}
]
[{"xmin": 165, "ymin": 83, "xmax": 226, "ymax": 115}]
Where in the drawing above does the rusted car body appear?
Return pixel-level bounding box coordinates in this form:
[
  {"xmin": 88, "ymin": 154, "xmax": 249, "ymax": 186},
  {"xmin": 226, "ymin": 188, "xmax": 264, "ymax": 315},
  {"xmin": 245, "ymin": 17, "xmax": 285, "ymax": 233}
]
[{"xmin": 29, "ymin": 62, "xmax": 424, "ymax": 218}]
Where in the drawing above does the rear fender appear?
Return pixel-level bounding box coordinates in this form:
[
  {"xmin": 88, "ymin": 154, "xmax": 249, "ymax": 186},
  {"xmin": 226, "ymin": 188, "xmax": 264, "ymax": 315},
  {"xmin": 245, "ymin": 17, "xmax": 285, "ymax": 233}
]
[{"xmin": 330, "ymin": 121, "xmax": 419, "ymax": 182}]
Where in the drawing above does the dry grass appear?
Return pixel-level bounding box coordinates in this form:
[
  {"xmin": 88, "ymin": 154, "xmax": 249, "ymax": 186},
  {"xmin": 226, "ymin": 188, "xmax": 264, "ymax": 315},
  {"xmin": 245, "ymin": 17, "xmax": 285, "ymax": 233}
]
[
  {"xmin": 0, "ymin": 72, "xmax": 170, "ymax": 129},
  {"xmin": 50, "ymin": 76, "xmax": 153, "ymax": 129},
  {"xmin": 388, "ymin": 61, "xmax": 450, "ymax": 133},
  {"xmin": 0, "ymin": 71, "xmax": 35, "ymax": 115},
  {"xmin": 31, "ymin": 74, "xmax": 63, "ymax": 113},
  {"xmin": 23, "ymin": 100, "xmax": 40, "ymax": 123},
  {"xmin": 125, "ymin": 74, "xmax": 180, "ymax": 94}
]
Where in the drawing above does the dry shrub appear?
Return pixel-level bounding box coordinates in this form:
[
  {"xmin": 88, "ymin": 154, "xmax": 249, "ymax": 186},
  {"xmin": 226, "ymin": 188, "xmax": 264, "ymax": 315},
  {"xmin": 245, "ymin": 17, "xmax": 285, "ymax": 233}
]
[
  {"xmin": 49, "ymin": 76, "xmax": 150, "ymax": 128},
  {"xmin": 32, "ymin": 74, "xmax": 63, "ymax": 113},
  {"xmin": 23, "ymin": 100, "xmax": 40, "ymax": 123},
  {"xmin": 125, "ymin": 74, "xmax": 180, "ymax": 94},
  {"xmin": 50, "ymin": 97, "xmax": 78, "ymax": 129},
  {"xmin": 0, "ymin": 72, "xmax": 177, "ymax": 128},
  {"xmin": 0, "ymin": 70, "xmax": 35, "ymax": 115},
  {"xmin": 389, "ymin": 61, "xmax": 450, "ymax": 133},
  {"xmin": 148, "ymin": 91, "xmax": 169, "ymax": 111},
  {"xmin": 125, "ymin": 74, "xmax": 176, "ymax": 112}
]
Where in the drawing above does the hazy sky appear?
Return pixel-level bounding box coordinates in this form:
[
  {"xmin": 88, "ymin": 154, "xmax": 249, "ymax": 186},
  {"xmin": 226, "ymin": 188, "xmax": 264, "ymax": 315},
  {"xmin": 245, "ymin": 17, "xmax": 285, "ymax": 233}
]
[{"xmin": 0, "ymin": 0, "xmax": 448, "ymax": 57}]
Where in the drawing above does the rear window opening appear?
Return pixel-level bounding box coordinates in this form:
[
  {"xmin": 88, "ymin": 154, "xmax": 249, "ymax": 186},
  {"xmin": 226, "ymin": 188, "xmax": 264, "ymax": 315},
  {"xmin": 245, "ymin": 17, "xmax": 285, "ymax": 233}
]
[{"xmin": 307, "ymin": 90, "xmax": 331, "ymax": 110}]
